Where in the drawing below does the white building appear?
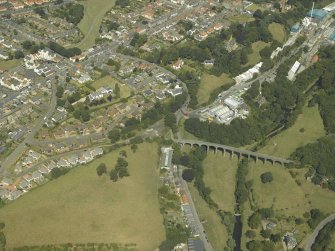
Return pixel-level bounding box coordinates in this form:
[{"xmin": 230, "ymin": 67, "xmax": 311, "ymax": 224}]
[{"xmin": 234, "ymin": 62, "xmax": 263, "ymax": 85}]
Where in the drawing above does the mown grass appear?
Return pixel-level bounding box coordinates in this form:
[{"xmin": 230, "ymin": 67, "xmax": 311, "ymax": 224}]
[
  {"xmin": 197, "ymin": 73, "xmax": 233, "ymax": 105},
  {"xmin": 230, "ymin": 15, "xmax": 255, "ymax": 23},
  {"xmin": 0, "ymin": 143, "xmax": 165, "ymax": 250},
  {"xmin": 0, "ymin": 59, "xmax": 21, "ymax": 70},
  {"xmin": 188, "ymin": 184, "xmax": 228, "ymax": 250},
  {"xmin": 75, "ymin": 0, "xmax": 116, "ymax": 50},
  {"xmin": 268, "ymin": 22, "xmax": 286, "ymax": 43},
  {"xmin": 259, "ymin": 104, "xmax": 325, "ymax": 159}
]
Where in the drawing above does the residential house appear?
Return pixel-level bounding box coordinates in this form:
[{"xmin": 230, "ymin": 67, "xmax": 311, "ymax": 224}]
[
  {"xmin": 8, "ymin": 190, "xmax": 23, "ymax": 200},
  {"xmin": 31, "ymin": 171, "xmax": 44, "ymax": 183},
  {"xmin": 172, "ymin": 59, "xmax": 184, "ymax": 70},
  {"xmin": 19, "ymin": 180, "xmax": 32, "ymax": 191}
]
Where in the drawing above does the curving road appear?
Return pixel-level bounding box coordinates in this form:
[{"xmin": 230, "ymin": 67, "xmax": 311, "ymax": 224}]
[
  {"xmin": 0, "ymin": 83, "xmax": 57, "ymax": 174},
  {"xmin": 304, "ymin": 213, "xmax": 335, "ymax": 251}
]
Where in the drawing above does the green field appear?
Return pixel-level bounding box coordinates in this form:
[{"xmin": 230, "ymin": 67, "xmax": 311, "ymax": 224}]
[
  {"xmin": 246, "ymin": 41, "xmax": 270, "ymax": 66},
  {"xmin": 75, "ymin": 0, "xmax": 116, "ymax": 50},
  {"xmin": 91, "ymin": 75, "xmax": 131, "ymax": 98},
  {"xmin": 0, "ymin": 143, "xmax": 165, "ymax": 250},
  {"xmin": 259, "ymin": 104, "xmax": 325, "ymax": 158},
  {"xmin": 246, "ymin": 3, "xmax": 267, "ymax": 11},
  {"xmin": 203, "ymin": 153, "xmax": 237, "ymax": 213},
  {"xmin": 230, "ymin": 15, "xmax": 255, "ymax": 23},
  {"xmin": 268, "ymin": 22, "xmax": 286, "ymax": 43},
  {"xmin": 0, "ymin": 59, "xmax": 21, "ymax": 70},
  {"xmin": 197, "ymin": 73, "xmax": 233, "ymax": 105},
  {"xmin": 188, "ymin": 185, "xmax": 228, "ymax": 250}
]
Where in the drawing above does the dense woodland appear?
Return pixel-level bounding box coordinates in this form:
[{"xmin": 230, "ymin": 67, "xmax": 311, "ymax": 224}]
[
  {"xmin": 289, "ymin": 45, "xmax": 335, "ymax": 189},
  {"xmin": 53, "ymin": 3, "xmax": 84, "ymax": 25},
  {"xmin": 311, "ymin": 220, "xmax": 335, "ymax": 251}
]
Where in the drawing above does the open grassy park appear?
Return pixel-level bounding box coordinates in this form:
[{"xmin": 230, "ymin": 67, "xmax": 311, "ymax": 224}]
[
  {"xmin": 268, "ymin": 22, "xmax": 286, "ymax": 43},
  {"xmin": 259, "ymin": 104, "xmax": 325, "ymax": 158},
  {"xmin": 197, "ymin": 73, "xmax": 233, "ymax": 105},
  {"xmin": 203, "ymin": 153, "xmax": 237, "ymax": 213},
  {"xmin": 0, "ymin": 143, "xmax": 165, "ymax": 250},
  {"xmin": 75, "ymin": 0, "xmax": 116, "ymax": 50}
]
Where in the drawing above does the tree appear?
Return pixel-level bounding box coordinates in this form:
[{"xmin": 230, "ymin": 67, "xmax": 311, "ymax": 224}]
[
  {"xmin": 164, "ymin": 112, "xmax": 177, "ymax": 131},
  {"xmin": 108, "ymin": 129, "xmax": 120, "ymax": 142},
  {"xmin": 0, "ymin": 232, "xmax": 5, "ymax": 250},
  {"xmin": 118, "ymin": 166, "xmax": 130, "ymax": 178},
  {"xmin": 81, "ymin": 109, "xmax": 90, "ymax": 122},
  {"xmin": 115, "ymin": 83, "xmax": 120, "ymax": 98},
  {"xmin": 110, "ymin": 169, "xmax": 118, "ymax": 182},
  {"xmin": 260, "ymin": 229, "xmax": 271, "ymax": 239},
  {"xmin": 131, "ymin": 144, "xmax": 138, "ymax": 153},
  {"xmin": 260, "ymin": 172, "xmax": 273, "ymax": 183},
  {"xmin": 246, "ymin": 230, "xmax": 256, "ymax": 238},
  {"xmin": 0, "ymin": 223, "xmax": 5, "ymax": 230},
  {"xmin": 56, "ymin": 86, "xmax": 64, "ymax": 98},
  {"xmin": 96, "ymin": 163, "xmax": 107, "ymax": 176},
  {"xmin": 14, "ymin": 50, "xmax": 24, "ymax": 59},
  {"xmin": 182, "ymin": 169, "xmax": 194, "ymax": 182},
  {"xmin": 119, "ymin": 150, "xmax": 127, "ymax": 158},
  {"xmin": 180, "ymin": 155, "xmax": 189, "ymax": 166},
  {"xmin": 270, "ymin": 234, "xmax": 281, "ymax": 243},
  {"xmin": 248, "ymin": 212, "xmax": 261, "ymax": 229}
]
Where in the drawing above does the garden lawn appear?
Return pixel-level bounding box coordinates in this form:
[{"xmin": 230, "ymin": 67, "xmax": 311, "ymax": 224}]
[
  {"xmin": 91, "ymin": 75, "xmax": 131, "ymax": 98},
  {"xmin": 268, "ymin": 22, "xmax": 286, "ymax": 43},
  {"xmin": 197, "ymin": 73, "xmax": 233, "ymax": 105},
  {"xmin": 0, "ymin": 143, "xmax": 165, "ymax": 250},
  {"xmin": 0, "ymin": 59, "xmax": 21, "ymax": 70},
  {"xmin": 259, "ymin": 104, "xmax": 325, "ymax": 158}
]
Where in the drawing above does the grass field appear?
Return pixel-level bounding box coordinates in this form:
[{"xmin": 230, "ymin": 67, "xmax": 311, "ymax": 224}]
[
  {"xmin": 91, "ymin": 75, "xmax": 131, "ymax": 98},
  {"xmin": 246, "ymin": 3, "xmax": 267, "ymax": 11},
  {"xmin": 230, "ymin": 15, "xmax": 254, "ymax": 23},
  {"xmin": 268, "ymin": 22, "xmax": 286, "ymax": 43},
  {"xmin": 246, "ymin": 41, "xmax": 270, "ymax": 66},
  {"xmin": 203, "ymin": 153, "xmax": 237, "ymax": 213},
  {"xmin": 197, "ymin": 73, "xmax": 233, "ymax": 105},
  {"xmin": 188, "ymin": 185, "xmax": 228, "ymax": 250},
  {"xmin": 75, "ymin": 0, "xmax": 116, "ymax": 50},
  {"xmin": 259, "ymin": 104, "xmax": 325, "ymax": 158},
  {"xmin": 0, "ymin": 143, "xmax": 165, "ymax": 250},
  {"xmin": 0, "ymin": 59, "xmax": 21, "ymax": 70}
]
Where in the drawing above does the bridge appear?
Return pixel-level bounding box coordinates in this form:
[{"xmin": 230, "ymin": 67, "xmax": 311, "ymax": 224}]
[{"xmin": 175, "ymin": 139, "xmax": 292, "ymax": 165}]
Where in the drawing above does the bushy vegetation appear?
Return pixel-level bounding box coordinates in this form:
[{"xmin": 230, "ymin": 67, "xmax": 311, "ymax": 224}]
[
  {"xmin": 48, "ymin": 41, "xmax": 82, "ymax": 58},
  {"xmin": 109, "ymin": 157, "xmax": 129, "ymax": 181},
  {"xmin": 311, "ymin": 220, "xmax": 335, "ymax": 251},
  {"xmin": 118, "ymin": 93, "xmax": 186, "ymax": 136},
  {"xmin": 54, "ymin": 3, "xmax": 84, "ymax": 25},
  {"xmin": 291, "ymin": 137, "xmax": 335, "ymax": 190},
  {"xmin": 130, "ymin": 32, "xmax": 147, "ymax": 48},
  {"xmin": 235, "ymin": 159, "xmax": 251, "ymax": 206},
  {"xmin": 260, "ymin": 172, "xmax": 273, "ymax": 183}
]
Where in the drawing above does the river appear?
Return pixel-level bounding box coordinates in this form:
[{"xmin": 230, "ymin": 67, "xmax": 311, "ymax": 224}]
[{"xmin": 233, "ymin": 215, "xmax": 242, "ymax": 251}]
